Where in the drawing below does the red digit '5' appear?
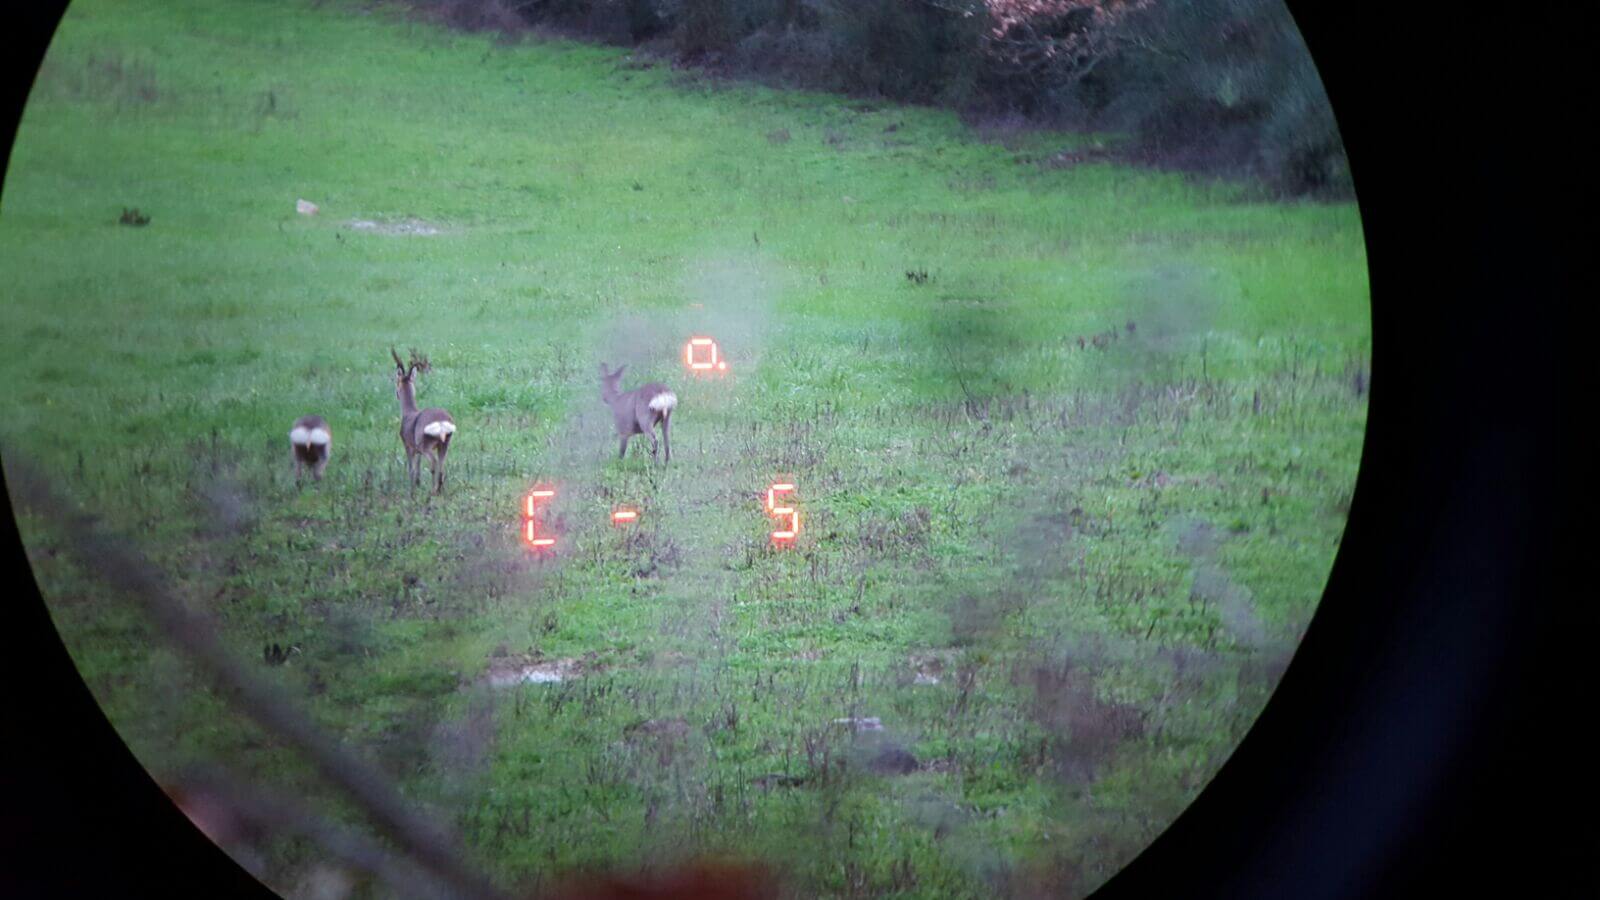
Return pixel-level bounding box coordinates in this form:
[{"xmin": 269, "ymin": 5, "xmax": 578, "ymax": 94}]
[{"xmin": 766, "ymin": 481, "xmax": 798, "ymax": 545}]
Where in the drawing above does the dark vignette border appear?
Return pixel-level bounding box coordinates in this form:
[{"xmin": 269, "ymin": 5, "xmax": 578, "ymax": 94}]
[
  {"xmin": 1100, "ymin": 4, "xmax": 1579, "ymax": 897},
  {"xmin": 0, "ymin": 1, "xmax": 1578, "ymax": 897}
]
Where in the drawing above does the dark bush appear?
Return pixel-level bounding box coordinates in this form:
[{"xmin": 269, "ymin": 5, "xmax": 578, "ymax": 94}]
[
  {"xmin": 811, "ymin": 0, "xmax": 983, "ymax": 104},
  {"xmin": 623, "ymin": 0, "xmax": 674, "ymax": 41},
  {"xmin": 1083, "ymin": 0, "xmax": 1350, "ymax": 195},
  {"xmin": 674, "ymin": 0, "xmax": 738, "ymax": 59},
  {"xmin": 401, "ymin": 0, "xmax": 1351, "ymax": 197},
  {"xmin": 412, "ymin": 0, "xmax": 529, "ymax": 33}
]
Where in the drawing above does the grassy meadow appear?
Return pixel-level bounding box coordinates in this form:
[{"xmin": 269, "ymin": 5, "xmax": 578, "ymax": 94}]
[{"xmin": 1, "ymin": 1, "xmax": 1369, "ymax": 897}]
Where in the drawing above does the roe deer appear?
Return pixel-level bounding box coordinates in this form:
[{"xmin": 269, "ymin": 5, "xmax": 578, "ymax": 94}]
[
  {"xmin": 391, "ymin": 347, "xmax": 456, "ymax": 492},
  {"xmin": 599, "ymin": 362, "xmax": 675, "ymax": 463},
  {"xmin": 288, "ymin": 415, "xmax": 331, "ymax": 484}
]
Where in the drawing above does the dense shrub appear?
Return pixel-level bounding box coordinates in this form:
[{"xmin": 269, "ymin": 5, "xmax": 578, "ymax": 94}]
[
  {"xmin": 1083, "ymin": 0, "xmax": 1348, "ymax": 195},
  {"xmin": 673, "ymin": 0, "xmax": 738, "ymax": 58},
  {"xmin": 405, "ymin": 0, "xmax": 1350, "ymax": 197},
  {"xmin": 815, "ymin": 0, "xmax": 983, "ymax": 104}
]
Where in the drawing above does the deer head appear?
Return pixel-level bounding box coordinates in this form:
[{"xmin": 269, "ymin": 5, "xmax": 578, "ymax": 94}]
[
  {"xmin": 392, "ymin": 347, "xmax": 432, "ymax": 408},
  {"xmin": 598, "ymin": 362, "xmax": 626, "ymax": 401}
]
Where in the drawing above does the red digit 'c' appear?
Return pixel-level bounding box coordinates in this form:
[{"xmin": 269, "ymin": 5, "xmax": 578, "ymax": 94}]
[{"xmin": 524, "ymin": 486, "xmax": 556, "ymax": 549}]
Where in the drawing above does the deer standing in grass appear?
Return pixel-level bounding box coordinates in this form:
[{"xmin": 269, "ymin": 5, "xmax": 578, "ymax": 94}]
[
  {"xmin": 392, "ymin": 348, "xmax": 456, "ymax": 492},
  {"xmin": 599, "ymin": 362, "xmax": 675, "ymax": 463},
  {"xmin": 288, "ymin": 415, "xmax": 332, "ymax": 485}
]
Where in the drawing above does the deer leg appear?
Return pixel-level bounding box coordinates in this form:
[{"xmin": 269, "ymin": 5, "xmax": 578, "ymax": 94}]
[
  {"xmin": 428, "ymin": 453, "xmax": 441, "ymax": 494},
  {"xmin": 661, "ymin": 413, "xmax": 671, "ymax": 464},
  {"xmin": 618, "ymin": 434, "xmax": 630, "ymax": 460},
  {"xmin": 313, "ymin": 451, "xmax": 327, "ymax": 482},
  {"xmin": 648, "ymin": 428, "xmax": 659, "ymax": 461}
]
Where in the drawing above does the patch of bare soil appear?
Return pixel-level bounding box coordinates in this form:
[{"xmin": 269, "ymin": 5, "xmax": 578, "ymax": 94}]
[
  {"xmin": 346, "ymin": 217, "xmax": 445, "ymax": 236},
  {"xmin": 482, "ymin": 650, "xmax": 594, "ymax": 687},
  {"xmin": 903, "ymin": 650, "xmax": 958, "ymax": 686},
  {"xmin": 642, "ymin": 649, "xmax": 696, "ymax": 670},
  {"xmin": 1038, "ymin": 146, "xmax": 1119, "ymax": 169},
  {"xmin": 623, "ymin": 718, "xmax": 693, "ymax": 746},
  {"xmin": 750, "ymin": 773, "xmax": 807, "ymax": 790},
  {"xmin": 833, "ymin": 716, "xmax": 884, "ymax": 732}
]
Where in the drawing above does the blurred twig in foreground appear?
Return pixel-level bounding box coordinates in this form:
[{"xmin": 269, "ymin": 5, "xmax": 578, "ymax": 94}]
[
  {"xmin": 6, "ymin": 451, "xmax": 780, "ymax": 900},
  {"xmin": 4, "ymin": 454, "xmax": 511, "ymax": 900},
  {"xmin": 172, "ymin": 765, "xmax": 461, "ymax": 900}
]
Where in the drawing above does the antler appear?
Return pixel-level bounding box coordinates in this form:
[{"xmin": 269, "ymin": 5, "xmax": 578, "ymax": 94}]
[
  {"xmin": 391, "ymin": 347, "xmax": 431, "ymax": 377},
  {"xmin": 407, "ymin": 348, "xmax": 432, "ymax": 374}
]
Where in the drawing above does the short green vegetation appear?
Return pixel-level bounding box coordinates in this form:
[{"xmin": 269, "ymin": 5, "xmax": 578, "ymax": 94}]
[{"xmin": 1, "ymin": 1, "xmax": 1368, "ymax": 897}]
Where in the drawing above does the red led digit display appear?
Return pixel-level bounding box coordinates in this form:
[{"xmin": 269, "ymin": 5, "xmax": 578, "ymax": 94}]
[
  {"xmin": 611, "ymin": 507, "xmax": 639, "ymax": 525},
  {"xmin": 685, "ymin": 337, "xmax": 728, "ymax": 373},
  {"xmin": 766, "ymin": 481, "xmax": 799, "ymax": 545},
  {"xmin": 523, "ymin": 485, "xmax": 557, "ymax": 550}
]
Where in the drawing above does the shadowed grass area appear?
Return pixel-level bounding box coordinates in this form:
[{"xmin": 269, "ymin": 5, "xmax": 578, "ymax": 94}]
[{"xmin": 2, "ymin": 1, "xmax": 1368, "ymax": 897}]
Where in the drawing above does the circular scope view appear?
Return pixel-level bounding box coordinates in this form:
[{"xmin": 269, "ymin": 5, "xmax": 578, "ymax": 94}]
[{"xmin": 2, "ymin": 1, "xmax": 1369, "ymax": 897}]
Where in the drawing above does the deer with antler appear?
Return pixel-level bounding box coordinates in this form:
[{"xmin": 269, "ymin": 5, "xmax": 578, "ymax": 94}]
[
  {"xmin": 598, "ymin": 362, "xmax": 676, "ymax": 464},
  {"xmin": 391, "ymin": 348, "xmax": 456, "ymax": 493}
]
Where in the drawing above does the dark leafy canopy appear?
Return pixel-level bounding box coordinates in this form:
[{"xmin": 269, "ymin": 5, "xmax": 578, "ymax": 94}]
[
  {"xmin": 415, "ymin": 0, "xmax": 1348, "ymax": 197},
  {"xmin": 1082, "ymin": 0, "xmax": 1350, "ymax": 196}
]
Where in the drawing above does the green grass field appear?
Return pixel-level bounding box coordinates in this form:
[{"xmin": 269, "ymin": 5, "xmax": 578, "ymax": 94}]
[{"xmin": 1, "ymin": 1, "xmax": 1369, "ymax": 897}]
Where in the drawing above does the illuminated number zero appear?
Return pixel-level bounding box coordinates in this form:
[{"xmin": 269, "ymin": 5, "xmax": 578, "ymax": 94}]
[{"xmin": 685, "ymin": 337, "xmax": 727, "ymax": 372}]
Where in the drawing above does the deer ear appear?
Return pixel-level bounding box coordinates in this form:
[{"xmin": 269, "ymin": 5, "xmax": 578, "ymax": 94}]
[
  {"xmin": 612, "ymin": 364, "xmax": 626, "ymax": 378},
  {"xmin": 598, "ymin": 363, "xmax": 610, "ymax": 376}
]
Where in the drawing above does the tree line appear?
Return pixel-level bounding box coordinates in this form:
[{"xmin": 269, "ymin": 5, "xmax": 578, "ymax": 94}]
[{"xmin": 418, "ymin": 0, "xmax": 1350, "ymax": 198}]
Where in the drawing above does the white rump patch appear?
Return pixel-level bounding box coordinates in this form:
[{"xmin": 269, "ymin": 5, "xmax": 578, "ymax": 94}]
[
  {"xmin": 423, "ymin": 421, "xmax": 456, "ymax": 438},
  {"xmin": 648, "ymin": 391, "xmax": 677, "ymax": 412},
  {"xmin": 290, "ymin": 427, "xmax": 331, "ymax": 446}
]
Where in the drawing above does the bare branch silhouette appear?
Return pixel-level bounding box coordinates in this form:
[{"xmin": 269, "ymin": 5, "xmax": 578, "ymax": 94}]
[
  {"xmin": 173, "ymin": 765, "xmax": 462, "ymax": 900},
  {"xmin": 4, "ymin": 453, "xmax": 511, "ymax": 900}
]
